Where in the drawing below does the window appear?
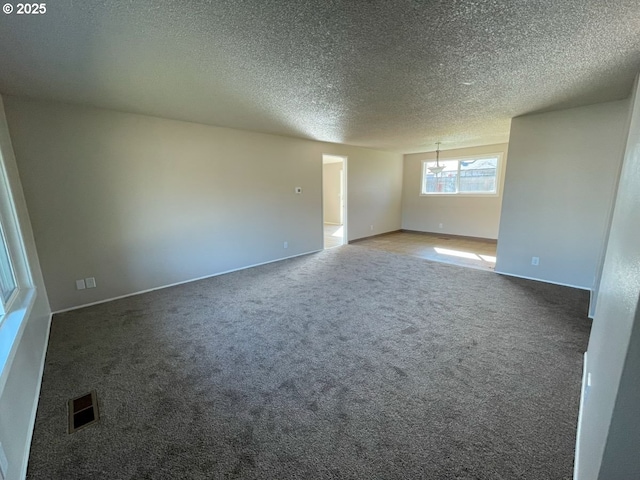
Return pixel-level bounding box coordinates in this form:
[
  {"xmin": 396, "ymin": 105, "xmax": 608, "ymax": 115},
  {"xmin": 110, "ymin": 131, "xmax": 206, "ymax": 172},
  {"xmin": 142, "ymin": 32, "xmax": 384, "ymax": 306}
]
[
  {"xmin": 0, "ymin": 138, "xmax": 35, "ymax": 394},
  {"xmin": 422, "ymin": 154, "xmax": 500, "ymax": 195},
  {"xmin": 0, "ymin": 221, "xmax": 17, "ymax": 315},
  {"xmin": 0, "ymin": 157, "xmax": 25, "ymax": 321}
]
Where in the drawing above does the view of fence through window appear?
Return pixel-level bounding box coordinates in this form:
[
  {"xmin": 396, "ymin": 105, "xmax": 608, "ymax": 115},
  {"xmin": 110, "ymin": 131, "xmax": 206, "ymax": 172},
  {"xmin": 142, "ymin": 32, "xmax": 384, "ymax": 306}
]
[{"xmin": 422, "ymin": 156, "xmax": 499, "ymax": 194}]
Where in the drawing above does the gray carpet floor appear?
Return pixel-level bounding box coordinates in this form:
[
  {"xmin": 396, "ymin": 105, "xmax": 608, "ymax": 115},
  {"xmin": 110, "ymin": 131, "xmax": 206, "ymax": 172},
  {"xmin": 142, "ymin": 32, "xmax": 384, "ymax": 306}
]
[{"xmin": 27, "ymin": 246, "xmax": 590, "ymax": 479}]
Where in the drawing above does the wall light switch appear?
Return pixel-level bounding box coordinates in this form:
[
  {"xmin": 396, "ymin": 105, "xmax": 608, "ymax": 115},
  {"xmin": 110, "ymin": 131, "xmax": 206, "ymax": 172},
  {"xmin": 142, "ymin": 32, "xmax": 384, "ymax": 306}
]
[
  {"xmin": 295, "ymin": 187, "xmax": 302, "ymax": 194},
  {"xmin": 283, "ymin": 241, "xmax": 288, "ymax": 249},
  {"xmin": 76, "ymin": 279, "xmax": 86, "ymax": 290},
  {"xmin": 85, "ymin": 277, "xmax": 96, "ymax": 288}
]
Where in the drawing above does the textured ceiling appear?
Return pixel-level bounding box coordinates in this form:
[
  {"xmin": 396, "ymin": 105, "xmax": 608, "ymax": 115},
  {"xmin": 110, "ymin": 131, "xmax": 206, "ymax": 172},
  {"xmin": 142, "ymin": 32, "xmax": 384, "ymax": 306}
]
[{"xmin": 0, "ymin": 1, "xmax": 639, "ymax": 153}]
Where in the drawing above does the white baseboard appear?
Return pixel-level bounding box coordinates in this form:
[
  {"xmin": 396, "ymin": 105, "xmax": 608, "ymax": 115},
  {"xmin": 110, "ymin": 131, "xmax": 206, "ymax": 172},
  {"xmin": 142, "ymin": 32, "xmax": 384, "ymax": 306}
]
[
  {"xmin": 19, "ymin": 312, "xmax": 52, "ymax": 480},
  {"xmin": 493, "ymin": 269, "xmax": 591, "ymax": 292},
  {"xmin": 52, "ymin": 250, "xmax": 322, "ymax": 314}
]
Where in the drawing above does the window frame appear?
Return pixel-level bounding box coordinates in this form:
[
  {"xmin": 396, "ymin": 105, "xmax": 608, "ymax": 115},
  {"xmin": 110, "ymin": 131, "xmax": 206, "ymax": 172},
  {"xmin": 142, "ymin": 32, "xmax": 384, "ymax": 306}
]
[
  {"xmin": 0, "ymin": 139, "xmax": 36, "ymax": 395},
  {"xmin": 420, "ymin": 152, "xmax": 503, "ymax": 197}
]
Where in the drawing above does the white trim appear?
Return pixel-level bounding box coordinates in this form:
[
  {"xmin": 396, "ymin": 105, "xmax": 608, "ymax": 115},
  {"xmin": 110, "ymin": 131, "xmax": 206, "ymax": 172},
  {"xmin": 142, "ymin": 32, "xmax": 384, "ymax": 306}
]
[
  {"xmin": 418, "ymin": 192, "xmax": 500, "ymax": 198},
  {"xmin": 323, "ymin": 222, "xmax": 342, "ymax": 226},
  {"xmin": 574, "ymin": 351, "xmax": 588, "ymax": 480},
  {"xmin": 19, "ymin": 312, "xmax": 52, "ymax": 480},
  {"xmin": 588, "ymin": 289, "xmax": 596, "ymax": 319},
  {"xmin": 0, "ymin": 220, "xmax": 19, "ymax": 315},
  {"xmin": 52, "ymin": 250, "xmax": 322, "ymax": 314},
  {"xmin": 343, "ymin": 158, "xmax": 348, "ymax": 244},
  {"xmin": 493, "ymin": 269, "xmax": 591, "ymax": 291},
  {"xmin": 321, "ymin": 154, "xmax": 348, "ymax": 248},
  {"xmin": 320, "ymin": 157, "xmax": 324, "ymax": 248},
  {"xmin": 0, "ymin": 143, "xmax": 33, "ymax": 290},
  {"xmin": 0, "ymin": 288, "xmax": 36, "ymax": 395}
]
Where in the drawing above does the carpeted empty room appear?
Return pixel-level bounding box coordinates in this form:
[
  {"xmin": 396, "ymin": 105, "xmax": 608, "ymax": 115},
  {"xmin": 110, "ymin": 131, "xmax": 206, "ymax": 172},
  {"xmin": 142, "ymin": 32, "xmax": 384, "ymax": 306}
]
[{"xmin": 27, "ymin": 246, "xmax": 590, "ymax": 479}]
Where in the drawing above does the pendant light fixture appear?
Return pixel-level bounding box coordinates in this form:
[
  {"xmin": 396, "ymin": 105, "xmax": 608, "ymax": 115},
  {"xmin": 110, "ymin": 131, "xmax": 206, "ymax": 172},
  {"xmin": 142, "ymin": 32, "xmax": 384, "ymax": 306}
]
[{"xmin": 428, "ymin": 142, "xmax": 444, "ymax": 175}]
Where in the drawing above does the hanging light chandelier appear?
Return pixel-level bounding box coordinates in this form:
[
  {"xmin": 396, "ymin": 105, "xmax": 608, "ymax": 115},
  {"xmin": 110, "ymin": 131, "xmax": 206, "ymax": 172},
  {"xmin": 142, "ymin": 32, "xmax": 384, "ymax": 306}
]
[{"xmin": 428, "ymin": 142, "xmax": 444, "ymax": 175}]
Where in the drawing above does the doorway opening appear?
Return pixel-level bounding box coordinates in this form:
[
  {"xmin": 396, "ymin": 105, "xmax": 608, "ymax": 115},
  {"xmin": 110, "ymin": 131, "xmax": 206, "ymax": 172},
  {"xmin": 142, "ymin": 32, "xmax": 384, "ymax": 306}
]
[{"xmin": 322, "ymin": 154, "xmax": 347, "ymax": 249}]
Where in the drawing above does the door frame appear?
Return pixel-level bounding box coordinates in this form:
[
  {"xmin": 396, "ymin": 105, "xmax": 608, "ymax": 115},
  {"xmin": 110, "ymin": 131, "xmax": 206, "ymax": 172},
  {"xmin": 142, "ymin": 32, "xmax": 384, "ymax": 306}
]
[{"xmin": 321, "ymin": 154, "xmax": 348, "ymax": 248}]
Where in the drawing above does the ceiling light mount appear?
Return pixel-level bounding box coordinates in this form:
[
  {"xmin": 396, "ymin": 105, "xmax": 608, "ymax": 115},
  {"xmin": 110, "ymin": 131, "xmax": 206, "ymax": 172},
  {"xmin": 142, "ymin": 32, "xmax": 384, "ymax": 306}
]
[{"xmin": 428, "ymin": 142, "xmax": 445, "ymax": 175}]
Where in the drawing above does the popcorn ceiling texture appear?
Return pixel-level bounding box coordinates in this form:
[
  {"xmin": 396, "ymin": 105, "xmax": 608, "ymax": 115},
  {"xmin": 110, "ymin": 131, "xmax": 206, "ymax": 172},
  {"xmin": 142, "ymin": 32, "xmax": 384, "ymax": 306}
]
[{"xmin": 0, "ymin": 0, "xmax": 638, "ymax": 152}]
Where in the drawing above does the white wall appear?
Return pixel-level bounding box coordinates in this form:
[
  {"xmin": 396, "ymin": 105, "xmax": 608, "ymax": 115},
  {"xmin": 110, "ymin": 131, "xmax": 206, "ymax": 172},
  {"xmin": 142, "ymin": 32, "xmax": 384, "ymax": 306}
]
[
  {"xmin": 402, "ymin": 144, "xmax": 508, "ymax": 239},
  {"xmin": 0, "ymin": 96, "xmax": 51, "ymax": 480},
  {"xmin": 322, "ymin": 162, "xmax": 342, "ymax": 224},
  {"xmin": 345, "ymin": 148, "xmax": 402, "ymax": 240},
  {"xmin": 575, "ymin": 77, "xmax": 640, "ymax": 480},
  {"xmin": 495, "ymin": 100, "xmax": 629, "ymax": 289},
  {"xmin": 3, "ymin": 96, "xmax": 403, "ymax": 312}
]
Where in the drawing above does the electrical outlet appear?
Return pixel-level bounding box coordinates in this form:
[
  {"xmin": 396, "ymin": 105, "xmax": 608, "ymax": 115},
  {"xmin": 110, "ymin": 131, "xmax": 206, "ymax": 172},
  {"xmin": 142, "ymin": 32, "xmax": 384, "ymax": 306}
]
[
  {"xmin": 85, "ymin": 277, "xmax": 96, "ymax": 288},
  {"xmin": 283, "ymin": 241, "xmax": 288, "ymax": 249},
  {"xmin": 76, "ymin": 279, "xmax": 86, "ymax": 290},
  {"xmin": 531, "ymin": 256, "xmax": 540, "ymax": 266},
  {"xmin": 370, "ymin": 225, "xmax": 374, "ymax": 231},
  {"xmin": 439, "ymin": 223, "xmax": 444, "ymax": 229}
]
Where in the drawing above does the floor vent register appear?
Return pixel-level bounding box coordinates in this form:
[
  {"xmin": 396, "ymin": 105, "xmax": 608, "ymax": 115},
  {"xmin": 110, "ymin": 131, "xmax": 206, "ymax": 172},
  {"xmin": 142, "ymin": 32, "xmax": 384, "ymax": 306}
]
[{"xmin": 68, "ymin": 391, "xmax": 100, "ymax": 433}]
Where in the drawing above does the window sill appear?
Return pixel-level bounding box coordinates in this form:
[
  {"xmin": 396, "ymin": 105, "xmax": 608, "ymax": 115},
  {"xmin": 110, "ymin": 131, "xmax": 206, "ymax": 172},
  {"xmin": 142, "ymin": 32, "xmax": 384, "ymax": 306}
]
[
  {"xmin": 0, "ymin": 288, "xmax": 37, "ymax": 395},
  {"xmin": 419, "ymin": 193, "xmax": 500, "ymax": 198}
]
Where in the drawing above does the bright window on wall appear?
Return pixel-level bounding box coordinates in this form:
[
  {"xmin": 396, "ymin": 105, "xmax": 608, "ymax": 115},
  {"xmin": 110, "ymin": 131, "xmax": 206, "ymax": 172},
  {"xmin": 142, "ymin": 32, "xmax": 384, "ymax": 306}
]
[
  {"xmin": 421, "ymin": 154, "xmax": 500, "ymax": 195},
  {"xmin": 0, "ymin": 221, "xmax": 17, "ymax": 315},
  {"xmin": 0, "ymin": 138, "xmax": 35, "ymax": 391},
  {"xmin": 0, "ymin": 155, "xmax": 23, "ymax": 322}
]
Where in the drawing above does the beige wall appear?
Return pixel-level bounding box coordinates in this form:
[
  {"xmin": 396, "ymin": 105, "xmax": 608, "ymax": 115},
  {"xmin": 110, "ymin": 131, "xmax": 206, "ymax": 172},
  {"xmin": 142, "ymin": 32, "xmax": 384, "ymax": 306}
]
[
  {"xmin": 0, "ymin": 96, "xmax": 51, "ymax": 480},
  {"xmin": 345, "ymin": 149, "xmax": 402, "ymax": 240},
  {"xmin": 4, "ymin": 96, "xmax": 403, "ymax": 312},
  {"xmin": 323, "ymin": 162, "xmax": 342, "ymax": 224},
  {"xmin": 495, "ymin": 100, "xmax": 629, "ymax": 289},
  {"xmin": 575, "ymin": 78, "xmax": 640, "ymax": 480},
  {"xmin": 402, "ymin": 144, "xmax": 508, "ymax": 239}
]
